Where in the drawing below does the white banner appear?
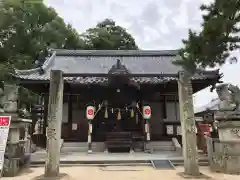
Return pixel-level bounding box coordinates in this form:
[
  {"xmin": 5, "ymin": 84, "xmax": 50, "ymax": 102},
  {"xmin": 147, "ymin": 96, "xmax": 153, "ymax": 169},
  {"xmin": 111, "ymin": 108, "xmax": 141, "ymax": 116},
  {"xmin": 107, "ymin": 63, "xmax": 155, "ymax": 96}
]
[{"xmin": 0, "ymin": 116, "xmax": 11, "ymax": 175}]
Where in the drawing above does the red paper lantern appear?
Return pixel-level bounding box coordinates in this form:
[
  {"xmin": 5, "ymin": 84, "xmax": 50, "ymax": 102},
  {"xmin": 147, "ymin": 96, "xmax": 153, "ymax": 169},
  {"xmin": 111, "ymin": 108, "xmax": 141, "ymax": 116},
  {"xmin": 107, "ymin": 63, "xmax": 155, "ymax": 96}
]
[
  {"xmin": 86, "ymin": 106, "xmax": 95, "ymax": 120},
  {"xmin": 87, "ymin": 109, "xmax": 94, "ymax": 116},
  {"xmin": 143, "ymin": 105, "xmax": 151, "ymax": 119},
  {"xmin": 144, "ymin": 108, "xmax": 151, "ymax": 115}
]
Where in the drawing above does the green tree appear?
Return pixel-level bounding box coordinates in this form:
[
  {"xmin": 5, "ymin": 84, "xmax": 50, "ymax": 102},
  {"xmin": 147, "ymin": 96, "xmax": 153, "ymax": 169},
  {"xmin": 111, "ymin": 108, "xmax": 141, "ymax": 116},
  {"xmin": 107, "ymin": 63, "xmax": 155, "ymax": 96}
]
[
  {"xmin": 82, "ymin": 19, "xmax": 138, "ymax": 50},
  {"xmin": 0, "ymin": 0, "xmax": 84, "ymax": 73},
  {"xmin": 0, "ymin": 0, "xmax": 85, "ymax": 104},
  {"xmin": 174, "ymin": 0, "xmax": 240, "ymax": 176},
  {"xmin": 175, "ymin": 0, "xmax": 240, "ymax": 70}
]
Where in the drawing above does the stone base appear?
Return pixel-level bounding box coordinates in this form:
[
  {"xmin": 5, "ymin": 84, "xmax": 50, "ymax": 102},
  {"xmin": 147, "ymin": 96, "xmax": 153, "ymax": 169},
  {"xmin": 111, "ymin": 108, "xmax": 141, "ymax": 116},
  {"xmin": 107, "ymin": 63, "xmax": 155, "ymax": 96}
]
[
  {"xmin": 218, "ymin": 121, "xmax": 240, "ymax": 142},
  {"xmin": 210, "ymin": 155, "xmax": 240, "ymax": 175},
  {"xmin": 177, "ymin": 172, "xmax": 213, "ymax": 179},
  {"xmin": 206, "ymin": 137, "xmax": 240, "ymax": 175},
  {"xmin": 214, "ymin": 111, "xmax": 240, "ymax": 121},
  {"xmin": 3, "ymin": 158, "xmax": 20, "ymax": 177},
  {"xmin": 33, "ymin": 173, "xmax": 69, "ymax": 180}
]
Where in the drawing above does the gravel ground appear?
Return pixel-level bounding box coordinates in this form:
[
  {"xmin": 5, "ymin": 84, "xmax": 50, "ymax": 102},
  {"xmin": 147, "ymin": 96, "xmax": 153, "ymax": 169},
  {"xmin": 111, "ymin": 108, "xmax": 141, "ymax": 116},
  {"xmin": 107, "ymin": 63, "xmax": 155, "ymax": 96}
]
[{"xmin": 2, "ymin": 166, "xmax": 240, "ymax": 180}]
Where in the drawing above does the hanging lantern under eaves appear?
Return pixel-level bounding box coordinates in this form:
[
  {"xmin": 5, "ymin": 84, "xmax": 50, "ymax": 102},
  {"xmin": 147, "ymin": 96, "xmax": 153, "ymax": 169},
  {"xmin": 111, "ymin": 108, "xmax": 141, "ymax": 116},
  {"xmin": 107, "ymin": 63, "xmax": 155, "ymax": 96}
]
[
  {"xmin": 143, "ymin": 105, "xmax": 151, "ymax": 119},
  {"xmin": 86, "ymin": 106, "xmax": 95, "ymax": 120}
]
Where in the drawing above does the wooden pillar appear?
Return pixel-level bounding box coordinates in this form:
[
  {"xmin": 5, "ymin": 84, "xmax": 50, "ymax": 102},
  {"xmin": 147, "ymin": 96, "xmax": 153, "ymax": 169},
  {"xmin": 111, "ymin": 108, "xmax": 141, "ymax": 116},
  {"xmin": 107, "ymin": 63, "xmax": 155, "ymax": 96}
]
[
  {"xmin": 44, "ymin": 70, "xmax": 64, "ymax": 177},
  {"xmin": 139, "ymin": 100, "xmax": 144, "ymax": 135},
  {"xmin": 178, "ymin": 71, "xmax": 200, "ymax": 176},
  {"xmin": 68, "ymin": 93, "xmax": 73, "ymax": 138},
  {"xmin": 43, "ymin": 94, "xmax": 48, "ymax": 135},
  {"xmin": 162, "ymin": 95, "xmax": 167, "ymax": 119},
  {"xmin": 68, "ymin": 94, "xmax": 73, "ymax": 125}
]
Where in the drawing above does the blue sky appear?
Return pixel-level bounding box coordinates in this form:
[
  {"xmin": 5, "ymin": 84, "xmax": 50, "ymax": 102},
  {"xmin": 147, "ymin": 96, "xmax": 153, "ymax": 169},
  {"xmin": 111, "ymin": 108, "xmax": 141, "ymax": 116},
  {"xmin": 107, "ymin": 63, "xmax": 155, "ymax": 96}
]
[{"xmin": 44, "ymin": 0, "xmax": 239, "ymax": 109}]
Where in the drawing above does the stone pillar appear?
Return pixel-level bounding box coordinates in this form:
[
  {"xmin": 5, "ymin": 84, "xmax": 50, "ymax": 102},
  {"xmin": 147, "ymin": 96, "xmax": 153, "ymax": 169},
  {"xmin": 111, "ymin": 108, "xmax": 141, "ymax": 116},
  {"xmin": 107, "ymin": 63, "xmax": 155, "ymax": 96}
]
[
  {"xmin": 87, "ymin": 121, "xmax": 92, "ymax": 153},
  {"xmin": 3, "ymin": 84, "xmax": 18, "ymax": 113},
  {"xmin": 45, "ymin": 70, "xmax": 64, "ymax": 177},
  {"xmin": 2, "ymin": 84, "xmax": 21, "ymax": 177},
  {"xmin": 178, "ymin": 71, "xmax": 200, "ymax": 176}
]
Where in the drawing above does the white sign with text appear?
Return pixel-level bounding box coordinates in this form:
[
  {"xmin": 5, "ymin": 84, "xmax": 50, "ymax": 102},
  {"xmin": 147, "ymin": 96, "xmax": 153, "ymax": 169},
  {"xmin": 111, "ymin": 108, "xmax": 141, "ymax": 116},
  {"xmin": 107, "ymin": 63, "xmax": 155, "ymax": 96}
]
[{"xmin": 0, "ymin": 116, "xmax": 11, "ymax": 175}]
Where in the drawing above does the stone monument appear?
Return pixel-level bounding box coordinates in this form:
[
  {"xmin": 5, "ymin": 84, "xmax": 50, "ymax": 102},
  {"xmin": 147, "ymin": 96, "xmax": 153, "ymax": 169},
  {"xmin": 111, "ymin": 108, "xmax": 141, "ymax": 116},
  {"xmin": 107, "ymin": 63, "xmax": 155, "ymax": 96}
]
[
  {"xmin": 206, "ymin": 83, "xmax": 240, "ymax": 174},
  {"xmin": 214, "ymin": 83, "xmax": 240, "ymax": 141},
  {"xmin": 0, "ymin": 83, "xmax": 32, "ymax": 177}
]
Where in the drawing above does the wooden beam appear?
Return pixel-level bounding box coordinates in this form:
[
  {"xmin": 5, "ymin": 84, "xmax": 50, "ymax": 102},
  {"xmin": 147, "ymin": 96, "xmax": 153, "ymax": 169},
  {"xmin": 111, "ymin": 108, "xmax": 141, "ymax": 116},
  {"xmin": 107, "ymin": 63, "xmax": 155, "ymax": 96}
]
[
  {"xmin": 63, "ymin": 73, "xmax": 179, "ymax": 78},
  {"xmin": 45, "ymin": 70, "xmax": 64, "ymax": 177}
]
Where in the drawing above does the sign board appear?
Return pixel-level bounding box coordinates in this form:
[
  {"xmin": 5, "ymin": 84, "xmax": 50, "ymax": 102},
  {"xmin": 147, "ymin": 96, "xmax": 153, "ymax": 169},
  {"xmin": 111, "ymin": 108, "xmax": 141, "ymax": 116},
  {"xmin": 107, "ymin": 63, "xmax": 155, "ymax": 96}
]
[
  {"xmin": 72, "ymin": 123, "xmax": 77, "ymax": 130},
  {"xmin": 0, "ymin": 116, "xmax": 11, "ymax": 175}
]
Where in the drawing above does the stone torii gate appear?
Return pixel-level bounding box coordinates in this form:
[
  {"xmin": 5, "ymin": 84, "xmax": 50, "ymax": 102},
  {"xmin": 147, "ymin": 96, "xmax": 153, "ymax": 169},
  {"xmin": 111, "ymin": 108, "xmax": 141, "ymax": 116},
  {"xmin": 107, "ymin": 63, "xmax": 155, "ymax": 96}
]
[
  {"xmin": 45, "ymin": 70, "xmax": 201, "ymax": 178},
  {"xmin": 44, "ymin": 70, "xmax": 64, "ymax": 177}
]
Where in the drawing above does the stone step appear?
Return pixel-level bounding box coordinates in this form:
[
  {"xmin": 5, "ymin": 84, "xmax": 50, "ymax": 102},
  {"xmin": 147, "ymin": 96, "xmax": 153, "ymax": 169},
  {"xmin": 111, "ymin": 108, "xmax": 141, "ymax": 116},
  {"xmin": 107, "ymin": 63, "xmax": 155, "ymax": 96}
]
[
  {"xmin": 62, "ymin": 141, "xmax": 175, "ymax": 152},
  {"xmin": 147, "ymin": 146, "xmax": 175, "ymax": 151},
  {"xmin": 62, "ymin": 142, "xmax": 88, "ymax": 147},
  {"xmin": 148, "ymin": 141, "xmax": 173, "ymax": 146},
  {"xmin": 146, "ymin": 141, "xmax": 175, "ymax": 151},
  {"xmin": 151, "ymin": 146, "xmax": 175, "ymax": 151},
  {"xmin": 61, "ymin": 142, "xmax": 105, "ymax": 152},
  {"xmin": 63, "ymin": 142, "xmax": 104, "ymax": 147}
]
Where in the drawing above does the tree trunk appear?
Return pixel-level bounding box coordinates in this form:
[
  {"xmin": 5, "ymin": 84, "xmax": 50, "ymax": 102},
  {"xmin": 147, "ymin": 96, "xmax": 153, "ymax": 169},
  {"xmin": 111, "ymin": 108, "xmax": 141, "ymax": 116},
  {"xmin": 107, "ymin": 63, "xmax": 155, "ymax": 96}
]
[
  {"xmin": 178, "ymin": 71, "xmax": 200, "ymax": 176},
  {"xmin": 44, "ymin": 70, "xmax": 64, "ymax": 177}
]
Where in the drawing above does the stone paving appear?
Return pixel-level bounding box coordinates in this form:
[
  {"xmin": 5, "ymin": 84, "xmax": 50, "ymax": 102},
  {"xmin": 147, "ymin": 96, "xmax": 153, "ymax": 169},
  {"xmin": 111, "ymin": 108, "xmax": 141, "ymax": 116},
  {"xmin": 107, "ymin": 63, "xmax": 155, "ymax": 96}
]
[
  {"xmin": 30, "ymin": 150, "xmax": 207, "ymax": 163},
  {"xmin": 31, "ymin": 151, "xmax": 177, "ymax": 161},
  {"xmin": 2, "ymin": 166, "xmax": 240, "ymax": 180}
]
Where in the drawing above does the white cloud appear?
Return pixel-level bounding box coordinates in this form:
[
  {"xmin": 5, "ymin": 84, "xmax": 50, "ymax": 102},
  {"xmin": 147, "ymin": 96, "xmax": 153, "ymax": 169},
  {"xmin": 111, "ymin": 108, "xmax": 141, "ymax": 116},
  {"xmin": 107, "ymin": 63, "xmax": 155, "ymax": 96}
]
[
  {"xmin": 44, "ymin": 0, "xmax": 203, "ymax": 49},
  {"xmin": 43, "ymin": 0, "xmax": 239, "ymax": 108}
]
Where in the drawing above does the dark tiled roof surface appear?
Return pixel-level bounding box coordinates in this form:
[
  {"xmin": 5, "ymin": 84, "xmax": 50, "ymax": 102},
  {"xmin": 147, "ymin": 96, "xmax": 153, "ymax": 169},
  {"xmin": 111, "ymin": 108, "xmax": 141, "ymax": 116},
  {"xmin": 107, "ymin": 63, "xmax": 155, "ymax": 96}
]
[{"xmin": 15, "ymin": 49, "xmax": 219, "ymax": 84}]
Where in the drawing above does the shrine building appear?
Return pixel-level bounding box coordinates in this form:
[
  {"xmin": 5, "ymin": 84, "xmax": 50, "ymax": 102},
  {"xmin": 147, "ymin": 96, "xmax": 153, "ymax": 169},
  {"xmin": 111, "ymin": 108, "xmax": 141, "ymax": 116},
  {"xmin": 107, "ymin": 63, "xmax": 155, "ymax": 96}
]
[{"xmin": 15, "ymin": 49, "xmax": 221, "ymax": 153}]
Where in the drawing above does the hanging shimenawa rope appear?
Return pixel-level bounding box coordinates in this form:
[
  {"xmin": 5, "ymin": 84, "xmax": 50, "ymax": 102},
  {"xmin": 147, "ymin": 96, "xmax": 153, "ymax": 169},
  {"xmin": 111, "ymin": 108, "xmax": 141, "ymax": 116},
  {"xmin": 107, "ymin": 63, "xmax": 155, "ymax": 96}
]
[
  {"xmin": 135, "ymin": 103, "xmax": 143, "ymax": 116},
  {"xmin": 136, "ymin": 112, "xmax": 139, "ymax": 124},
  {"xmin": 104, "ymin": 107, "xmax": 108, "ymax": 119},
  {"xmin": 130, "ymin": 108, "xmax": 134, "ymax": 118},
  {"xmin": 117, "ymin": 108, "xmax": 121, "ymax": 120},
  {"xmin": 96, "ymin": 101, "xmax": 144, "ymax": 119},
  {"xmin": 104, "ymin": 100, "xmax": 108, "ymax": 119},
  {"xmin": 93, "ymin": 101, "xmax": 104, "ymax": 119}
]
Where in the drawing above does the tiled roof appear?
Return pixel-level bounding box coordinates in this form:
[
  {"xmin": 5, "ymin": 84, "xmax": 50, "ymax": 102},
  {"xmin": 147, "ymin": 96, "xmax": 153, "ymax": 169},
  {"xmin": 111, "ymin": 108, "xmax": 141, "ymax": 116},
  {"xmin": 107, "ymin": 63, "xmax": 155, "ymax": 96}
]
[
  {"xmin": 67, "ymin": 77, "xmax": 177, "ymax": 85},
  {"xmin": 15, "ymin": 49, "xmax": 220, "ymax": 84}
]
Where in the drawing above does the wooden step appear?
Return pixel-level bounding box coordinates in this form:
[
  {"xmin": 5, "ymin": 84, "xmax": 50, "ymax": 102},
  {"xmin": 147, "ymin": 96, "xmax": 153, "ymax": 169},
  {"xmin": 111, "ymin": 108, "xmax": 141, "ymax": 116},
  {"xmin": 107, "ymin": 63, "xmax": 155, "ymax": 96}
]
[{"xmin": 106, "ymin": 132, "xmax": 132, "ymax": 152}]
